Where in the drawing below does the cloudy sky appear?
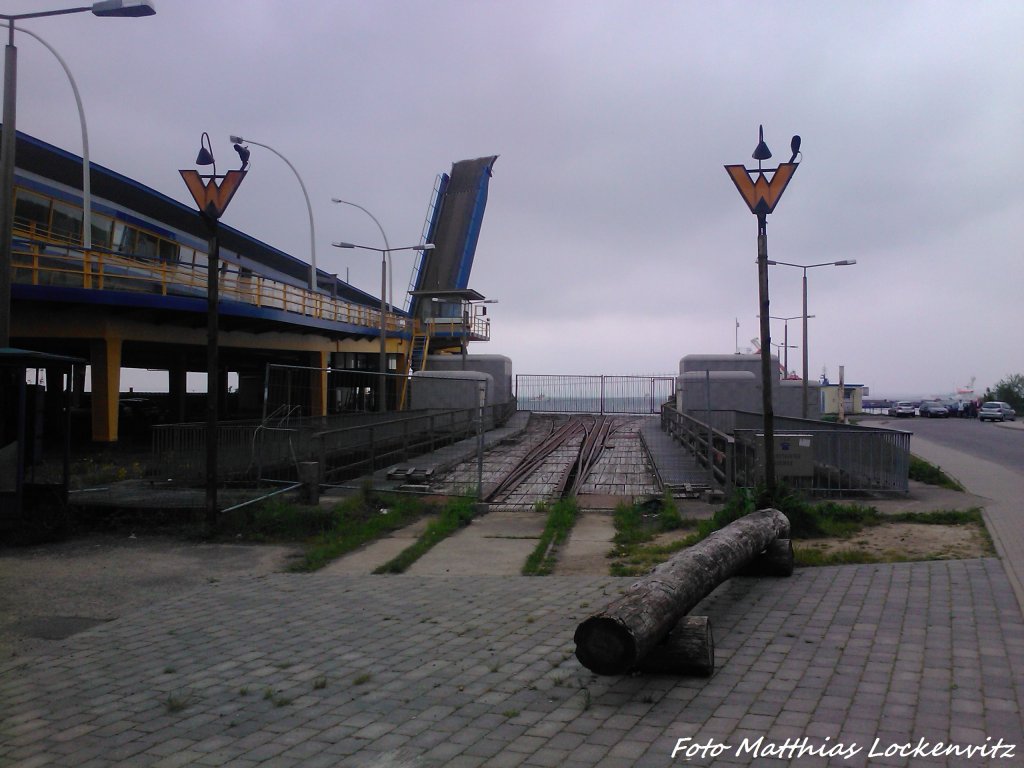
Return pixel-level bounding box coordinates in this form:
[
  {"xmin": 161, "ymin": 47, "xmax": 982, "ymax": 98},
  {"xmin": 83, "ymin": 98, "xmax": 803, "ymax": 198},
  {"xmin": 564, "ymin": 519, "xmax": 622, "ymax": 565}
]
[{"xmin": 7, "ymin": 1, "xmax": 1022, "ymax": 398}]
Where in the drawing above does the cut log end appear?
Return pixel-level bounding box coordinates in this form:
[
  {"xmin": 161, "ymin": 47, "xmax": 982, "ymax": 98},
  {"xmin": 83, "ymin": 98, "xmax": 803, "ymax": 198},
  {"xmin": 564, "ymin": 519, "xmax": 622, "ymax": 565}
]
[{"xmin": 573, "ymin": 617, "xmax": 637, "ymax": 676}]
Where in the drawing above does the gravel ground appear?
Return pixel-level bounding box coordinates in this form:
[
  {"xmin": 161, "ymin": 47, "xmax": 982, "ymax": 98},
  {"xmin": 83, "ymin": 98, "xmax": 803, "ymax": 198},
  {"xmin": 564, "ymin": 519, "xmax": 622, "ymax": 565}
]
[{"xmin": 0, "ymin": 534, "xmax": 299, "ymax": 660}]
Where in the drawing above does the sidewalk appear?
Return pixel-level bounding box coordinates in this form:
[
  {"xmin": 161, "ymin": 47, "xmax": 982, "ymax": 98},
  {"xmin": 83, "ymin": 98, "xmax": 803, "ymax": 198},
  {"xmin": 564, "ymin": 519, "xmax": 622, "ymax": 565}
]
[
  {"xmin": 2, "ymin": 418, "xmax": 1023, "ymax": 766},
  {"xmin": 908, "ymin": 432, "xmax": 1024, "ymax": 612}
]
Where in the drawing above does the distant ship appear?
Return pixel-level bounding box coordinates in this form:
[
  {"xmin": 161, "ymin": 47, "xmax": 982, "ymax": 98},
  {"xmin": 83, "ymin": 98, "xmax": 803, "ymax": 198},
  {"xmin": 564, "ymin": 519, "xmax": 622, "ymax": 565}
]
[{"xmin": 956, "ymin": 376, "xmax": 976, "ymax": 399}]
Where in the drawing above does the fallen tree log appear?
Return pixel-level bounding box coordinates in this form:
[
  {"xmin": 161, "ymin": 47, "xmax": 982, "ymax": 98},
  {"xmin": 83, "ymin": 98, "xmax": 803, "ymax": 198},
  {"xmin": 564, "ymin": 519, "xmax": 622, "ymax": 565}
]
[
  {"xmin": 574, "ymin": 508, "xmax": 790, "ymax": 675},
  {"xmin": 738, "ymin": 538, "xmax": 794, "ymax": 577},
  {"xmin": 636, "ymin": 615, "xmax": 714, "ymax": 676}
]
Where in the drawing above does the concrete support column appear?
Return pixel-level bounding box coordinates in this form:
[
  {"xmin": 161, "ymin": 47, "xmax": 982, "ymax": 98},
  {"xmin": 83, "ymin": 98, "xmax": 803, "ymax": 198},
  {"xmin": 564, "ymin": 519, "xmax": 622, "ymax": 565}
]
[
  {"xmin": 90, "ymin": 336, "xmax": 122, "ymax": 442},
  {"xmin": 168, "ymin": 362, "xmax": 187, "ymax": 423},
  {"xmin": 310, "ymin": 350, "xmax": 328, "ymax": 417}
]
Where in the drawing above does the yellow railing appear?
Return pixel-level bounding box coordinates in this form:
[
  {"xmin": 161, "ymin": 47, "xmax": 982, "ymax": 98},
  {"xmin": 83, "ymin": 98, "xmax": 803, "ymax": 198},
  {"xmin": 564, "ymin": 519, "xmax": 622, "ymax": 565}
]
[{"xmin": 10, "ymin": 238, "xmax": 407, "ymax": 334}]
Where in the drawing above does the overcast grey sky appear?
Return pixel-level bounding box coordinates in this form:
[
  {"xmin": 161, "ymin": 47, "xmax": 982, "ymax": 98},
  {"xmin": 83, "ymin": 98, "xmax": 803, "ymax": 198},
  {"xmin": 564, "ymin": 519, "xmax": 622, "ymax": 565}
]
[{"xmin": 7, "ymin": 1, "xmax": 1023, "ymax": 398}]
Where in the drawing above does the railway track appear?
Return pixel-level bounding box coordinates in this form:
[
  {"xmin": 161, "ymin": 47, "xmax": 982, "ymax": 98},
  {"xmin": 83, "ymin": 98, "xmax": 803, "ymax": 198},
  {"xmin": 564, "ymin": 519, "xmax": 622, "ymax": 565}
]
[{"xmin": 484, "ymin": 415, "xmax": 622, "ymax": 504}]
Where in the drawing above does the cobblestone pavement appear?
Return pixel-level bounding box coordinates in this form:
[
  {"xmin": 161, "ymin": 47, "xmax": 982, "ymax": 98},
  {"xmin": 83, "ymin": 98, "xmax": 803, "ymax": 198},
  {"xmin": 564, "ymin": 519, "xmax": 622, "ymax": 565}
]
[{"xmin": 2, "ymin": 561, "xmax": 1023, "ymax": 767}]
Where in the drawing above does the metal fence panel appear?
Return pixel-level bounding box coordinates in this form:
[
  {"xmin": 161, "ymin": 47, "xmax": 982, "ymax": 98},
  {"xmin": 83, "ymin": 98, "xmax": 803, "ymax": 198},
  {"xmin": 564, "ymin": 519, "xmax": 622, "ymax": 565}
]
[
  {"xmin": 516, "ymin": 374, "xmax": 675, "ymax": 414},
  {"xmin": 662, "ymin": 406, "xmax": 910, "ymax": 496}
]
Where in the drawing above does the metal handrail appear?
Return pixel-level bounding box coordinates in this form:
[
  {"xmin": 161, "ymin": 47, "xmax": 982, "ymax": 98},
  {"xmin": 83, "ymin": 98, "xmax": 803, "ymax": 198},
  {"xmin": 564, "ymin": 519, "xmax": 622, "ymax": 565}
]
[{"xmin": 10, "ymin": 236, "xmax": 409, "ymax": 333}]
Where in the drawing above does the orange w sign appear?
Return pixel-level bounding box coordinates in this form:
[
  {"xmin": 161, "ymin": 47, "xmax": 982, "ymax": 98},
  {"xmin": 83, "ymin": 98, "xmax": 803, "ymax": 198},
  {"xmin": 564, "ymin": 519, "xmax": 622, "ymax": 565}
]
[
  {"xmin": 724, "ymin": 163, "xmax": 798, "ymax": 217},
  {"xmin": 179, "ymin": 169, "xmax": 247, "ymax": 220}
]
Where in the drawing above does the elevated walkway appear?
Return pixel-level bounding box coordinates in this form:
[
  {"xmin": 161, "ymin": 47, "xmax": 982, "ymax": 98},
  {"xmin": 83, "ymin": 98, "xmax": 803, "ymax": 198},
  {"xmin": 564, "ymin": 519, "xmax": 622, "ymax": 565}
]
[{"xmin": 638, "ymin": 416, "xmax": 712, "ymax": 491}]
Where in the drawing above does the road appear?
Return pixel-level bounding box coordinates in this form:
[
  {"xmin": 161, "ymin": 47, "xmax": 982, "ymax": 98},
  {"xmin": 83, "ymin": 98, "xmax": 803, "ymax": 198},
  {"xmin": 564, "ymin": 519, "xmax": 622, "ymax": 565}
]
[{"xmin": 867, "ymin": 414, "xmax": 1024, "ymax": 472}]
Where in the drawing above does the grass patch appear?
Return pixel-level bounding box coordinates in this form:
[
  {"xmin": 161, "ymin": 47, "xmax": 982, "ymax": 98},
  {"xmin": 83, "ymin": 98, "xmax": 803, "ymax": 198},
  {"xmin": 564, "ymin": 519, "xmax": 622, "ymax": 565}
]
[
  {"xmin": 609, "ymin": 489, "xmax": 987, "ymax": 575},
  {"xmin": 909, "ymin": 455, "xmax": 964, "ymax": 491},
  {"xmin": 609, "ymin": 494, "xmax": 701, "ymax": 576},
  {"xmin": 522, "ymin": 498, "xmax": 580, "ymax": 575},
  {"xmin": 794, "ymin": 546, "xmax": 883, "ymax": 567},
  {"xmin": 216, "ymin": 483, "xmax": 446, "ymax": 570},
  {"xmin": 373, "ymin": 497, "xmax": 478, "ymax": 574}
]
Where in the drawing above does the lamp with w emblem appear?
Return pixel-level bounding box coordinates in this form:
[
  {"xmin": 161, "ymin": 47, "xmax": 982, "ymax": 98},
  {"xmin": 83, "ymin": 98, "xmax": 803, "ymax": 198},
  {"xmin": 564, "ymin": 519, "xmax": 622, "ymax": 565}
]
[
  {"xmin": 179, "ymin": 132, "xmax": 247, "ymax": 532},
  {"xmin": 725, "ymin": 125, "xmax": 801, "ymax": 503}
]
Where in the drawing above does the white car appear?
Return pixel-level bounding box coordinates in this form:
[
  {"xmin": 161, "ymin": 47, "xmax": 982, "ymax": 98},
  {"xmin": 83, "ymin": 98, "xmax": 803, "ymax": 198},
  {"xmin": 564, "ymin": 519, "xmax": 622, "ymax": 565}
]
[
  {"xmin": 979, "ymin": 402, "xmax": 1016, "ymax": 422},
  {"xmin": 888, "ymin": 401, "xmax": 916, "ymax": 417}
]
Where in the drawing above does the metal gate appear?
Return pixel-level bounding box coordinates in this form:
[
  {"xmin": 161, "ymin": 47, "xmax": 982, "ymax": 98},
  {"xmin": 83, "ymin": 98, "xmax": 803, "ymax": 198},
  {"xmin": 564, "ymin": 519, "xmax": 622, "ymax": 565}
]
[{"xmin": 515, "ymin": 374, "xmax": 675, "ymax": 414}]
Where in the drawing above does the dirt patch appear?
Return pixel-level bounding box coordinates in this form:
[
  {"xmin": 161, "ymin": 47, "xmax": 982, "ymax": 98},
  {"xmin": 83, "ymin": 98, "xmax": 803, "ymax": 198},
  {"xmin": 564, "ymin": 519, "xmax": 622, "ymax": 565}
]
[{"xmin": 797, "ymin": 521, "xmax": 993, "ymax": 561}]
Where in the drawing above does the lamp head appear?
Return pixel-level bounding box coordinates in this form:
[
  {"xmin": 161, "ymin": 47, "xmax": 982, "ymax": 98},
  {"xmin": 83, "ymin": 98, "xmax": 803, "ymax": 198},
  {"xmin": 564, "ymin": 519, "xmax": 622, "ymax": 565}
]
[
  {"xmin": 835, "ymin": 259, "xmax": 856, "ymax": 266},
  {"xmin": 229, "ymin": 135, "xmax": 244, "ymax": 144},
  {"xmin": 752, "ymin": 124, "xmax": 772, "ymax": 162},
  {"xmin": 195, "ymin": 132, "xmax": 215, "ymax": 168},
  {"xmin": 332, "ymin": 242, "xmax": 355, "ymax": 249},
  {"xmin": 92, "ymin": 0, "xmax": 156, "ymax": 17},
  {"xmin": 415, "ymin": 243, "xmax": 436, "ymax": 251},
  {"xmin": 233, "ymin": 143, "xmax": 250, "ymax": 170}
]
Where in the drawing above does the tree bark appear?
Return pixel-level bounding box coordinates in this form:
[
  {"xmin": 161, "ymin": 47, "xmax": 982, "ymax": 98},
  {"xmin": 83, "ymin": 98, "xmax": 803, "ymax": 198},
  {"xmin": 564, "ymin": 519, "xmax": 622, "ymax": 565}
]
[
  {"xmin": 738, "ymin": 538, "xmax": 794, "ymax": 577},
  {"xmin": 636, "ymin": 615, "xmax": 714, "ymax": 676},
  {"xmin": 574, "ymin": 508, "xmax": 790, "ymax": 675}
]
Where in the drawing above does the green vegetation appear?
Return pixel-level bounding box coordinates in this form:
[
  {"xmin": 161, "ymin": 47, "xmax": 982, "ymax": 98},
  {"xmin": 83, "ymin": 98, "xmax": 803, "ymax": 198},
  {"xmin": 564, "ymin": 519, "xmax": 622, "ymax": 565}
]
[
  {"xmin": 986, "ymin": 372, "xmax": 1024, "ymax": 412},
  {"xmin": 609, "ymin": 494, "xmax": 701, "ymax": 576},
  {"xmin": 610, "ymin": 489, "xmax": 987, "ymax": 575},
  {"xmin": 374, "ymin": 497, "xmax": 477, "ymax": 573},
  {"xmin": 222, "ymin": 483, "xmax": 468, "ymax": 573},
  {"xmin": 522, "ymin": 498, "xmax": 580, "ymax": 575},
  {"xmin": 909, "ymin": 455, "xmax": 964, "ymax": 491}
]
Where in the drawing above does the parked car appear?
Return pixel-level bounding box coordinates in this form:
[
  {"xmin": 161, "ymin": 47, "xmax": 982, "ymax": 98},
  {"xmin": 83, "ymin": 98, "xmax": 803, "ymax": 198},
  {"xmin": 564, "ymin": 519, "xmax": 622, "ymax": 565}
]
[
  {"xmin": 888, "ymin": 401, "xmax": 916, "ymax": 417},
  {"xmin": 979, "ymin": 401, "xmax": 1016, "ymax": 422},
  {"xmin": 919, "ymin": 401, "xmax": 950, "ymax": 418}
]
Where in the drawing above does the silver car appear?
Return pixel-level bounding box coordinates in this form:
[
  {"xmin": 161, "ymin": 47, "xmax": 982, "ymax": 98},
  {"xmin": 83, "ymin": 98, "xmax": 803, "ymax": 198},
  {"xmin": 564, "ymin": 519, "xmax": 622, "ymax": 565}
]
[
  {"xmin": 979, "ymin": 401, "xmax": 1016, "ymax": 422},
  {"xmin": 888, "ymin": 401, "xmax": 916, "ymax": 417}
]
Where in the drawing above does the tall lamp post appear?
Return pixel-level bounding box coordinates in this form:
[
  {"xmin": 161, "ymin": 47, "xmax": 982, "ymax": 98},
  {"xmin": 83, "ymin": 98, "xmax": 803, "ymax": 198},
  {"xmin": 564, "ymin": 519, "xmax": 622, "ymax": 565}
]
[
  {"xmin": 767, "ymin": 314, "xmax": 812, "ymax": 377},
  {"xmin": 332, "ymin": 241, "xmax": 434, "ymax": 412},
  {"xmin": 725, "ymin": 125, "xmax": 801, "ymax": 501},
  {"xmin": 180, "ymin": 134, "xmax": 247, "ymax": 531},
  {"xmin": 229, "ymin": 135, "xmax": 317, "ymax": 291},
  {"xmin": 766, "ymin": 259, "xmax": 856, "ymax": 418},
  {"xmin": 0, "ymin": 0, "xmax": 155, "ymax": 348},
  {"xmin": 332, "ymin": 198, "xmax": 392, "ymax": 307}
]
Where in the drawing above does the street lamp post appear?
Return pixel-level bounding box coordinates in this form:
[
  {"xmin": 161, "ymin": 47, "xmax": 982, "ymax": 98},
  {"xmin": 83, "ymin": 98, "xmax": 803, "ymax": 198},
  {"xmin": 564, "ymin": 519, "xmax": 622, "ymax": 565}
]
[
  {"xmin": 180, "ymin": 134, "xmax": 247, "ymax": 532},
  {"xmin": 766, "ymin": 314, "xmax": 812, "ymax": 377},
  {"xmin": 766, "ymin": 259, "xmax": 856, "ymax": 418},
  {"xmin": 331, "ymin": 198, "xmax": 392, "ymax": 307},
  {"xmin": 0, "ymin": 0, "xmax": 155, "ymax": 348},
  {"xmin": 725, "ymin": 125, "xmax": 801, "ymax": 502},
  {"xmin": 332, "ymin": 241, "xmax": 434, "ymax": 412},
  {"xmin": 229, "ymin": 135, "xmax": 316, "ymax": 291}
]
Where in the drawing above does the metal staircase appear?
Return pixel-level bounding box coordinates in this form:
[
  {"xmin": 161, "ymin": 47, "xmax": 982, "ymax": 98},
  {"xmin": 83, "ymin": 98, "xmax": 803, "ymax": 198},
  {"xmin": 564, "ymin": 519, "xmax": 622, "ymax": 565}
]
[{"xmin": 399, "ymin": 326, "xmax": 431, "ymax": 410}]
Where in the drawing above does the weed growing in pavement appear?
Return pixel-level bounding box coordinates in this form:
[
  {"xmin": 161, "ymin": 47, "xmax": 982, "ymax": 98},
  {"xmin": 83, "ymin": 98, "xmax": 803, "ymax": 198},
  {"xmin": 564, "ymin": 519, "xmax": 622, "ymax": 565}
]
[
  {"xmin": 262, "ymin": 687, "xmax": 293, "ymax": 707},
  {"xmin": 373, "ymin": 496, "xmax": 478, "ymax": 573},
  {"xmin": 352, "ymin": 673, "xmax": 372, "ymax": 686},
  {"xmin": 165, "ymin": 690, "xmax": 191, "ymax": 714},
  {"xmin": 313, "ymin": 677, "xmax": 327, "ymax": 690},
  {"xmin": 521, "ymin": 497, "xmax": 580, "ymax": 575}
]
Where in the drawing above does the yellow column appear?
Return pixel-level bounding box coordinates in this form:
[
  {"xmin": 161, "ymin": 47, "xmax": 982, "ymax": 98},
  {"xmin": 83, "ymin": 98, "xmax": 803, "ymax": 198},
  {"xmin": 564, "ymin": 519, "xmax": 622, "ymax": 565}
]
[
  {"xmin": 310, "ymin": 350, "xmax": 328, "ymax": 417},
  {"xmin": 90, "ymin": 336, "xmax": 122, "ymax": 442}
]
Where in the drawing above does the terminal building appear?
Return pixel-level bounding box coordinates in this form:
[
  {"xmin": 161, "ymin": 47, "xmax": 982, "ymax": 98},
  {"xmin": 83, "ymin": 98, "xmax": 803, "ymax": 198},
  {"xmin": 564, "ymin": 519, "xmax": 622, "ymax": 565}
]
[{"xmin": 3, "ymin": 130, "xmax": 500, "ymax": 445}]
